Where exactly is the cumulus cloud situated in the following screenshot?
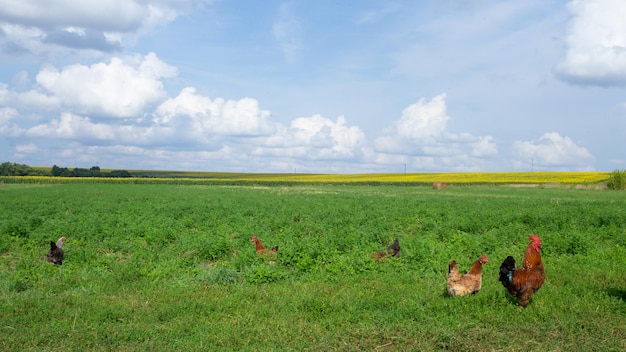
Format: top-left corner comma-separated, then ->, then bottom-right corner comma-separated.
0,0 -> 211,55
23,111 -> 208,149
0,1 -> 143,31
256,115 -> 366,161
556,0 -> 626,86
155,87 -> 274,137
32,52 -> 176,118
0,107 -> 23,136
0,83 -> 13,105
373,94 -> 498,170
394,94 -> 449,140
470,136 -> 498,157
512,132 -> 595,170
374,95 -> 448,155
15,143 -> 37,153
26,112 -> 116,141
0,106 -> 18,122
17,83 -> 276,152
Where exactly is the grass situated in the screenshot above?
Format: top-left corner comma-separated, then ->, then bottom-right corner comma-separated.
0,183 -> 624,351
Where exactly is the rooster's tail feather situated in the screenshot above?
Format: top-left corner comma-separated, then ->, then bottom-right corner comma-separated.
499,256 -> 516,287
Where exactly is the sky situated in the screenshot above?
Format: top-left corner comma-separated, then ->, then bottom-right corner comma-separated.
0,0 -> 625,173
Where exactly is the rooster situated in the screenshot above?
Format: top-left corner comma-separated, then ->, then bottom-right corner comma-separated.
370,238 -> 401,261
47,236 -> 66,265
499,234 -> 546,307
251,236 -> 278,256
447,254 -> 488,297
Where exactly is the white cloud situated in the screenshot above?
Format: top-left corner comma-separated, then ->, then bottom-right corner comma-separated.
23,111 -> 199,149
26,112 -> 116,140
471,136 -> 498,157
256,115 -> 366,160
0,106 -> 18,123
0,23 -> 47,55
371,94 -> 498,171
33,52 -> 175,118
20,84 -> 275,151
0,83 -> 14,105
15,143 -> 37,153
512,132 -> 595,170
17,90 -> 61,111
0,0 -> 212,55
374,94 -> 449,154
0,1 -> 144,31
395,94 -> 449,140
374,94 -> 497,155
556,0 -> 626,85
155,87 -> 274,137
0,107 -> 23,136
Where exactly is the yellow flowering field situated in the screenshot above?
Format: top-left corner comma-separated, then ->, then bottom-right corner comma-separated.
223,171 -> 611,184
1,171 -> 611,185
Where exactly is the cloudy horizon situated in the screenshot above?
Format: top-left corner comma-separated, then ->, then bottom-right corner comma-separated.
1,0 -> 625,173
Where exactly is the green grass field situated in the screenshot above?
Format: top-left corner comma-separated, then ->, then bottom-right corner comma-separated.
0,183 -> 624,351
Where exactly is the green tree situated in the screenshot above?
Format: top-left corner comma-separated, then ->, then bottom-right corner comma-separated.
0,162 -> 12,175
109,170 -> 132,178
51,165 -> 64,176
0,162 -> 42,176
74,168 -> 90,177
89,166 -> 101,177
607,169 -> 626,190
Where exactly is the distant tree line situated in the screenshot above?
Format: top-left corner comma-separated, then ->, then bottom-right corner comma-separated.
0,162 -> 47,176
51,165 -> 132,178
1,162 -> 132,178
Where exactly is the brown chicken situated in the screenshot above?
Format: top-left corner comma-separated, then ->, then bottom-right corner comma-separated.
499,234 -> 546,307
47,236 -> 66,265
447,253 -> 488,297
370,238 -> 401,261
251,236 -> 278,256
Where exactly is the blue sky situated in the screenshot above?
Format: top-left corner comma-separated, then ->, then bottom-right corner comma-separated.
1,0 -> 625,173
